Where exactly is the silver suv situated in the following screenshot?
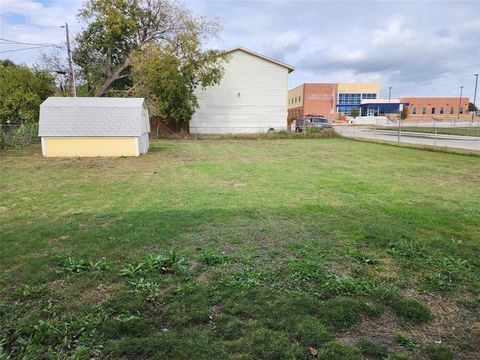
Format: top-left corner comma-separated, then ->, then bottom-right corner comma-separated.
295,116 -> 332,132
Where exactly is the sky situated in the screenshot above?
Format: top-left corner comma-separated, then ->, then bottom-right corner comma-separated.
1,0 -> 479,99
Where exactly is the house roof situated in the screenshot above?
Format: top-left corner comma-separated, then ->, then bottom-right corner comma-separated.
226,47 -> 295,73
39,97 -> 149,137
40,97 -> 145,108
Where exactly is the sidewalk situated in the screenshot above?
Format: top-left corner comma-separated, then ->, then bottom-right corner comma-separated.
335,125 -> 480,151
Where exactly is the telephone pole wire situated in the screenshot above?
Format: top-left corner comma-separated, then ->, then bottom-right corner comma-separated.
61,22 -> 76,97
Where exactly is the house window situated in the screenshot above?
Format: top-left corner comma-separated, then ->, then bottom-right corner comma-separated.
431,107 -> 435,114
440,107 -> 444,114
450,107 -> 454,114
422,107 -> 426,114
412,107 -> 417,114
459,107 -> 464,114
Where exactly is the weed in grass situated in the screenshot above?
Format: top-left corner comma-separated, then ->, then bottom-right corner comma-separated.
391,297 -> 432,323
19,284 -> 48,299
55,255 -> 111,275
317,341 -> 360,360
422,256 -> 470,293
201,249 -> 232,266
288,258 -> 325,284
387,237 -> 424,259
119,251 -> 187,278
125,277 -> 160,300
347,249 -> 380,266
287,258 -> 395,298
55,255 -> 89,274
395,332 -> 420,351
219,268 -> 266,289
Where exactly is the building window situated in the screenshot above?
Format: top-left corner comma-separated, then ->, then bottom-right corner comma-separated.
440,107 -> 444,114
412,107 -> 417,114
431,107 -> 435,114
450,107 -> 454,114
299,96 -> 301,102
422,107 -> 426,114
361,93 -> 377,99
338,93 -> 361,105
459,107 -> 464,114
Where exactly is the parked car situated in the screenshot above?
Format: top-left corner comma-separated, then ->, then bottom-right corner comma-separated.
295,116 -> 332,132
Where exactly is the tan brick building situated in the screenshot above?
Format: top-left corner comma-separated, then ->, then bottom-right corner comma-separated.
288,83 -> 471,123
400,97 -> 470,118
288,82 -> 380,123
287,83 -> 337,122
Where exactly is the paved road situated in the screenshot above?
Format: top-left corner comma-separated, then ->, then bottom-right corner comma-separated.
336,126 -> 480,151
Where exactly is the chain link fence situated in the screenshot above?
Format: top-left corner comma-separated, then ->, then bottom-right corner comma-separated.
0,123 -> 40,149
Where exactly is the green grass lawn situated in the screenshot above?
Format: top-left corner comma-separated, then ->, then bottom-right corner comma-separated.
381,126 -> 480,137
1,139 -> 479,359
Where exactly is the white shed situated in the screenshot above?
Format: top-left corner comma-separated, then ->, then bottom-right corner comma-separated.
39,97 -> 149,157
189,47 -> 295,134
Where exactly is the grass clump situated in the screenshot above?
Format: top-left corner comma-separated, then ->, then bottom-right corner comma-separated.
391,297 -> 432,323
357,339 -> 388,358
317,341 -> 360,360
425,344 -> 453,360
319,298 -> 368,331
293,316 -> 332,347
235,328 -> 299,360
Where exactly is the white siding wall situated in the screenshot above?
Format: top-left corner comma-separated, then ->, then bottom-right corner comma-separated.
190,50 -> 289,134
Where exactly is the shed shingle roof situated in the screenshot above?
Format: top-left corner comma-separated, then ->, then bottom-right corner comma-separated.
39,97 -> 149,137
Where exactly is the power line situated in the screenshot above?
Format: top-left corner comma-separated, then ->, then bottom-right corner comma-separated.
0,38 -> 61,47
0,45 -> 60,54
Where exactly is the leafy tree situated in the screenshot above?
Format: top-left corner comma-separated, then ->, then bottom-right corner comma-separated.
0,60 -> 55,124
130,41 -> 225,123
73,0 -> 223,99
400,106 -> 409,120
468,102 -> 477,112
350,108 -> 359,119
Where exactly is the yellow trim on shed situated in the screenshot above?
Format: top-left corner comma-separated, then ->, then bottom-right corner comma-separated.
42,137 -> 138,157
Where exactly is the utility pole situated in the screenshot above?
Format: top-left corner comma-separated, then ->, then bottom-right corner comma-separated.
61,22 -> 76,97
457,85 -> 463,120
472,74 -> 478,123
388,87 -> 392,103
